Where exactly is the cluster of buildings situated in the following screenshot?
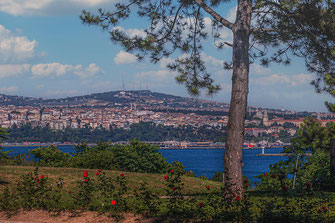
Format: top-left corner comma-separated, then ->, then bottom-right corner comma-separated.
1,101 -> 334,141
244,110 -> 335,138
0,106 -> 226,130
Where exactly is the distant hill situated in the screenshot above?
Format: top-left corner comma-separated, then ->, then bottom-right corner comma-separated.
0,90 -> 317,117
0,90 -> 225,109
0,94 -> 43,106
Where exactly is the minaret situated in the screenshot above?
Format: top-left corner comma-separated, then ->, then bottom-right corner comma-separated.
263,111 -> 268,126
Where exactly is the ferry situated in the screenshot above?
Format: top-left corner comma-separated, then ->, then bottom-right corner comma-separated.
243,143 -> 256,149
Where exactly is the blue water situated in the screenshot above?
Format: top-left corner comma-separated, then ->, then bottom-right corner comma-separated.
3,146 -> 286,183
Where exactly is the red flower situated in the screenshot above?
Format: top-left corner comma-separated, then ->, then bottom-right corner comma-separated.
172,187 -> 176,191
281,185 -> 287,191
68,191 -> 71,194
120,173 -> 124,177
84,179 -> 88,182
206,185 -> 210,190
98,169 -> 102,172
271,174 -> 275,178
28,172 -> 32,175
198,203 -> 204,208
37,180 -> 41,184
164,175 -> 169,180
84,170 -> 88,174
40,175 -> 45,179
322,206 -> 327,211
243,180 -> 248,184
306,182 -> 312,187
170,170 -> 174,174
84,173 -> 88,178
236,196 -> 241,201
245,184 -> 249,188
36,177 -> 39,180
264,172 -> 268,176
96,172 -> 100,176
111,200 -> 116,205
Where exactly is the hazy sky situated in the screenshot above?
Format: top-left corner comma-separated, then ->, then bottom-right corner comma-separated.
0,0 -> 333,112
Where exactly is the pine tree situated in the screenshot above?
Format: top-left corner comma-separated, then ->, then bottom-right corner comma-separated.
80,0 -> 335,196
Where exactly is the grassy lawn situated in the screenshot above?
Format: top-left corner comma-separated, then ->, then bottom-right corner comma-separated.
0,165 -> 222,195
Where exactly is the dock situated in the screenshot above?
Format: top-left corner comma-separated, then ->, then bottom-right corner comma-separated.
257,153 -> 312,157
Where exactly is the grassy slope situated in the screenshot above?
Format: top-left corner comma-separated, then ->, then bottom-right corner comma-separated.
0,166 -> 222,195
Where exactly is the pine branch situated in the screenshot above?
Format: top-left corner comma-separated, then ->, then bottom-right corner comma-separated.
194,0 -> 234,30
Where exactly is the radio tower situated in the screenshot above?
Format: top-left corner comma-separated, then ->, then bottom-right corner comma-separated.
122,73 -> 125,91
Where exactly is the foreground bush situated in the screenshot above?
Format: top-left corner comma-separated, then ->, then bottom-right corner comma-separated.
0,167 -> 333,222
28,139 -> 171,173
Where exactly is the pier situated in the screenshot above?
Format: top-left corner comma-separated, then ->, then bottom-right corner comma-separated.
257,147 -> 312,157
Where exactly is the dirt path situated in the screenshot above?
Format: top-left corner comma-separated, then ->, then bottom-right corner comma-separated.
0,211 -> 154,223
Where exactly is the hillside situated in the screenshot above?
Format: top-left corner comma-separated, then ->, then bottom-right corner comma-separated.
0,90 -> 229,110
0,90 -> 319,118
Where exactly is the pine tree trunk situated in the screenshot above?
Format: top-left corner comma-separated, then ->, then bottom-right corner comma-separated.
224,0 -> 252,197
331,138 -> 335,176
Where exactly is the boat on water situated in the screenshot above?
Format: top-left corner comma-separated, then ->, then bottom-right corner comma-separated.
243,143 -> 256,149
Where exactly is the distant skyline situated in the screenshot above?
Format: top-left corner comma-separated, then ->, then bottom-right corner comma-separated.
0,1 -> 333,112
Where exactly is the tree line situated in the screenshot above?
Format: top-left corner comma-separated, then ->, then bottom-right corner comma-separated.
6,122 -> 225,143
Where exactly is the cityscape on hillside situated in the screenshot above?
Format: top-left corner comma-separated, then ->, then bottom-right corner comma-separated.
1,90 -> 334,147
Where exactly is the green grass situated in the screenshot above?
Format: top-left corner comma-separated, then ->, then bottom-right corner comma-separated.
0,165 -> 222,195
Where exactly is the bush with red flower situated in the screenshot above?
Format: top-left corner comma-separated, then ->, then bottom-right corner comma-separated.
72,170 -> 94,210
11,167 -> 52,210
133,182 -> 161,217
163,166 -> 187,220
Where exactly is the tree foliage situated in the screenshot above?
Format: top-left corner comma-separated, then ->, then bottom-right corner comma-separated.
7,122 -> 225,143
324,73 -> 335,113
288,117 -> 335,154
252,0 -> 335,112
0,127 -> 9,162
0,127 -> 7,141
257,118 -> 335,191
29,146 -> 72,167
80,0 -> 335,195
29,139 -> 171,173
80,0 -> 335,94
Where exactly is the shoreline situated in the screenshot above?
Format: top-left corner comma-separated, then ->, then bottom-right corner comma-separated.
1,143 -> 283,150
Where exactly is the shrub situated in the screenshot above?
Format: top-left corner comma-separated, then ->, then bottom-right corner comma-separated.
0,186 -> 17,217
14,168 -> 52,210
195,184 -> 252,222
256,194 -> 331,222
255,161 -> 291,192
28,140 -> 172,174
171,161 -> 186,175
72,170 -> 95,211
163,168 -> 192,221
29,146 -> 71,167
69,149 -> 117,170
111,139 -> 171,173
133,182 -> 161,217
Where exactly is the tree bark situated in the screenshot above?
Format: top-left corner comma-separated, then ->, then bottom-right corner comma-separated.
224,0 -> 252,197
331,138 -> 335,176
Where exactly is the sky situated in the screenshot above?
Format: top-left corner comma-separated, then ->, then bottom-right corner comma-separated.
0,0 -> 333,113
